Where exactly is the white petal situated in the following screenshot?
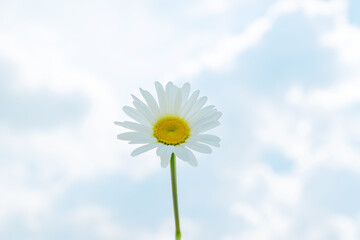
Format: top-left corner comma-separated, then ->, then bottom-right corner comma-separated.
156,144 -> 167,156
185,141 -> 212,154
192,121 -> 220,134
129,137 -> 157,144
117,132 -> 149,141
114,121 -> 152,134
192,111 -> 222,127
155,81 -> 167,115
123,106 -> 150,126
160,155 -> 170,168
174,146 -> 198,167
173,87 -> 183,115
185,96 -> 208,119
189,105 -> 216,120
191,134 -> 221,147
132,95 -> 156,124
180,90 -> 200,117
131,143 -> 160,156
181,83 -> 191,106
188,105 -> 215,123
207,111 -> 222,122
159,145 -> 174,168
165,82 -> 176,114
139,88 -> 161,118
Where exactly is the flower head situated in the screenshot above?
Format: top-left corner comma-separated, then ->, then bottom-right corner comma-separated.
115,82 -> 221,167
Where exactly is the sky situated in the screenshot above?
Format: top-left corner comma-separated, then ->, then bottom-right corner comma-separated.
0,0 -> 360,239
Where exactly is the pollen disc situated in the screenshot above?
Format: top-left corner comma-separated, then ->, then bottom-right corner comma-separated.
153,116 -> 190,145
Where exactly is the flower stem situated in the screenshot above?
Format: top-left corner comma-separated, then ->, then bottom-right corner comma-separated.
170,153 -> 181,240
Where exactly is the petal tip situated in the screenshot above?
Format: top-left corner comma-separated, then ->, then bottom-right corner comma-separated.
191,162 -> 198,167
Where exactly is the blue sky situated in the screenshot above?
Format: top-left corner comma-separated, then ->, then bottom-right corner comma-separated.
1,0 -> 360,239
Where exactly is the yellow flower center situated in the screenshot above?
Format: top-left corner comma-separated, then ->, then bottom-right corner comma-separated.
153,116 -> 190,145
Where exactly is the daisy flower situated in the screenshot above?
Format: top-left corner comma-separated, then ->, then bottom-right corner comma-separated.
115,81 -> 221,240
115,81 -> 222,167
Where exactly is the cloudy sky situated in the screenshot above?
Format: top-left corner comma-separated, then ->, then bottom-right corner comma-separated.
1,0 -> 360,239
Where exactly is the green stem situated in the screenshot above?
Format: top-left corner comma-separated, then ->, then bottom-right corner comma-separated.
170,153 -> 181,240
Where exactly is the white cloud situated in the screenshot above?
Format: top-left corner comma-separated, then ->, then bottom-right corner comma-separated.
304,215 -> 359,240
223,1 -> 360,238
192,0 -> 237,14
177,0 -> 302,78
321,15 -> 360,67
71,205 -> 125,239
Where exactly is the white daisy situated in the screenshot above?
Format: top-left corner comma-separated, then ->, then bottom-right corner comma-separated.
115,81 -> 221,167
